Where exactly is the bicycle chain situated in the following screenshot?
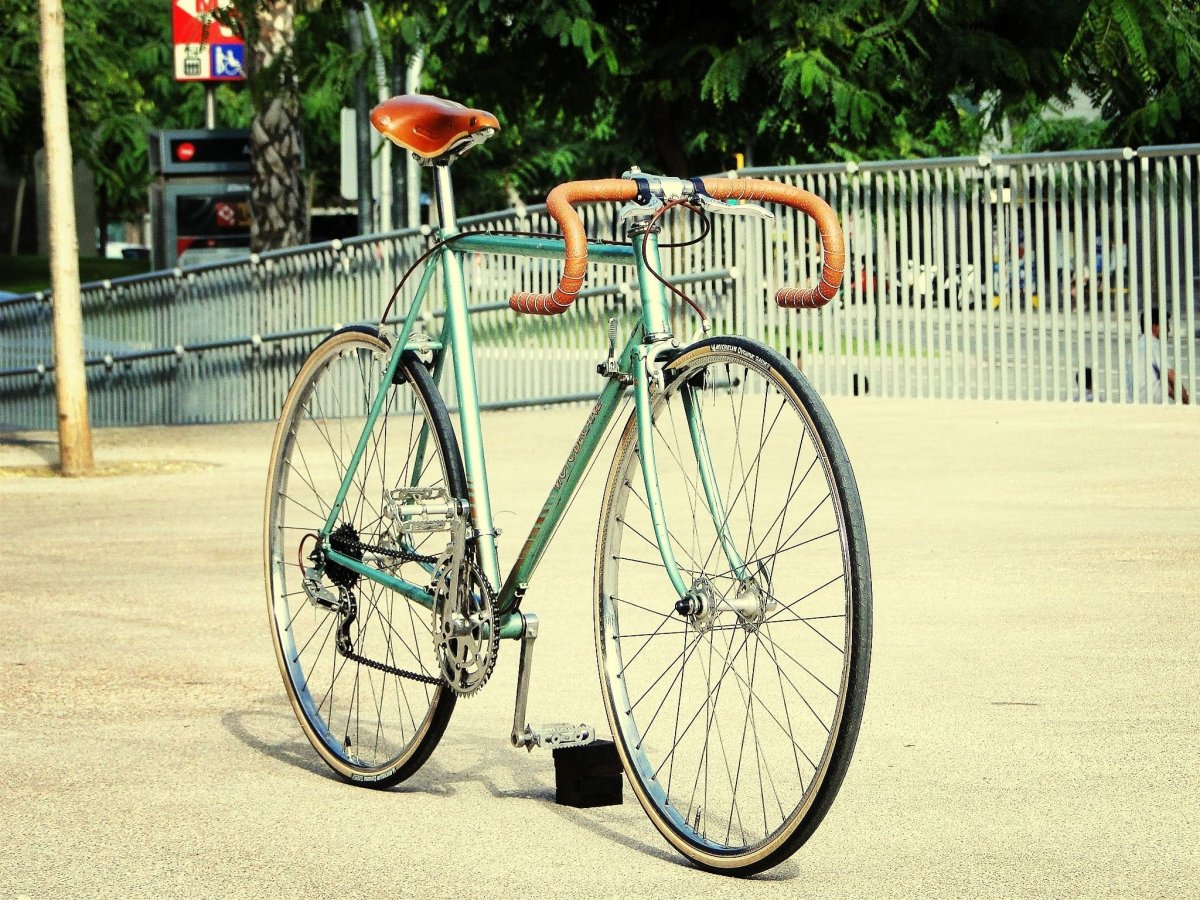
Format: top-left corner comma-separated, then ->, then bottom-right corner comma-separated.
339,642 -> 444,685
331,536 -> 444,686
342,537 -> 440,566
328,537 -> 498,692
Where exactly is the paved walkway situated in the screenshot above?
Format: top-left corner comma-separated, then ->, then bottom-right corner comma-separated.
1,399 -> 1197,897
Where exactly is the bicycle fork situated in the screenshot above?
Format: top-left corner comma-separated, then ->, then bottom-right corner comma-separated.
633,337 -> 774,626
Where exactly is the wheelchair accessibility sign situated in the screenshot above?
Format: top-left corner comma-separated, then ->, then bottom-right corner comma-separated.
211,44 -> 244,79
172,0 -> 246,82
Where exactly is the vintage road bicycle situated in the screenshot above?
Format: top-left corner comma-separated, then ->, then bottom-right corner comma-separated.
265,95 -> 872,875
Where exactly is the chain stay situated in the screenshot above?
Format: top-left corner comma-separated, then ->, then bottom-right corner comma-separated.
324,537 -> 444,686
342,536 -> 440,566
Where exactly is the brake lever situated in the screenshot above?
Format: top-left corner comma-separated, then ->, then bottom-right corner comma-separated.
617,195 -> 775,223
692,194 -> 774,220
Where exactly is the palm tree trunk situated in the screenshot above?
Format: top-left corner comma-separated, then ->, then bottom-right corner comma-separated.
250,0 -> 307,251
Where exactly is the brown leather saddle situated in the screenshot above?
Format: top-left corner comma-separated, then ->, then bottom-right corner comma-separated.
370,95 -> 500,160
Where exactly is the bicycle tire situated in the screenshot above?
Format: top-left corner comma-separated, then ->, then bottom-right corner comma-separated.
594,335 -> 871,874
264,325 -> 464,786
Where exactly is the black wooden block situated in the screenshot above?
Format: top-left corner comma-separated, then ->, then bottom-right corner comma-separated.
553,740 -> 623,807
555,783 -> 623,808
552,739 -> 623,777
556,772 -> 623,794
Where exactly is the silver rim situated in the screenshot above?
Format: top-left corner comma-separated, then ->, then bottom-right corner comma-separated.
265,334 -> 451,779
596,346 -> 854,861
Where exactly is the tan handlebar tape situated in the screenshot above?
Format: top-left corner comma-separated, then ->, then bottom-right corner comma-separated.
508,177 -> 844,315
508,179 -> 638,315
700,179 -> 845,308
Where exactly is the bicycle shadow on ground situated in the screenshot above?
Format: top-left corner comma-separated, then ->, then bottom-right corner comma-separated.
224,705 -> 576,803
223,704 -> 799,878
222,704 -> 537,800
221,705 -> 340,781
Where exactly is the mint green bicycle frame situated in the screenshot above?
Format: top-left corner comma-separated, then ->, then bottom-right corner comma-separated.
317,168 -> 743,640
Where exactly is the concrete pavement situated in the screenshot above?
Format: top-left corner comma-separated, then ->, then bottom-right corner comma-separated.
1,398 -> 1197,897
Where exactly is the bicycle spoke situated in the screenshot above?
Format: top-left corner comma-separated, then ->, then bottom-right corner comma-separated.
268,332 -> 458,784
598,341 -> 868,864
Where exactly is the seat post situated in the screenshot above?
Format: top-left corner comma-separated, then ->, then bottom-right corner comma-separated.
432,164 -> 458,233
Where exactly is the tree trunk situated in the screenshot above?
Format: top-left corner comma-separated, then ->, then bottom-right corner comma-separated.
9,173 -> 26,256
249,1 -> 307,251
38,0 -> 93,475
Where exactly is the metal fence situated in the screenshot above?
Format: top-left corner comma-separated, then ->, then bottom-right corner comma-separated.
2,144 -> 1197,430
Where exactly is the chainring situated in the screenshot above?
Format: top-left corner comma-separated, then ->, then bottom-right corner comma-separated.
432,554 -> 499,697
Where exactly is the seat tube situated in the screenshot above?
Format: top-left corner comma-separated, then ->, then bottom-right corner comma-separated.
434,165 -> 502,590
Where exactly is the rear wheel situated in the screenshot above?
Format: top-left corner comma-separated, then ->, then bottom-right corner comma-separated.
594,336 -> 871,874
264,326 -> 463,786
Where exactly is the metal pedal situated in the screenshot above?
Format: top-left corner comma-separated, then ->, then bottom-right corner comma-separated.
509,613 -> 596,751
385,486 -> 462,534
518,722 -> 595,750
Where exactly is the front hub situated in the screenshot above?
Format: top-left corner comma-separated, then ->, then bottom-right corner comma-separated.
674,575 -> 777,632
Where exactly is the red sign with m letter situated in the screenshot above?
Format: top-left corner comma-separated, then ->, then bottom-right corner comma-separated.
172,0 -> 245,82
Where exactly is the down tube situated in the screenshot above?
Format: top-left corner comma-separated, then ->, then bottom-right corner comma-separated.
495,339 -> 638,613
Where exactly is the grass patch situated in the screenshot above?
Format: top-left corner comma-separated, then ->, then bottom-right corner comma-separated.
0,255 -> 152,296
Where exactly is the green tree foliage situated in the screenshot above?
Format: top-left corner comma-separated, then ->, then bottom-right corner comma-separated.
0,0 -> 248,227
5,0 -> 1197,236
394,0 -> 1094,208
1069,0 -> 1200,144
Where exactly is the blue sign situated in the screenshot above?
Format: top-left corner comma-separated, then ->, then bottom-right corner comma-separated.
210,44 -> 245,80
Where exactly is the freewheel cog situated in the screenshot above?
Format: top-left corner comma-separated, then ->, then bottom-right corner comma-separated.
326,522 -> 364,588
433,556 -> 499,696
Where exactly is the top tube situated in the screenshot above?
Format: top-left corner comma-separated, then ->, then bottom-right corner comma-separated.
448,233 -> 637,266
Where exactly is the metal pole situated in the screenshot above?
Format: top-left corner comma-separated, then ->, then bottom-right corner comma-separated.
390,33 -> 406,227
361,3 -> 391,233
347,7 -> 372,235
37,0 -> 93,474
405,47 -> 423,228
204,83 -> 216,129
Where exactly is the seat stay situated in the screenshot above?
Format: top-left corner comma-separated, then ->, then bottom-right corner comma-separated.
318,251 -> 441,538
405,315 -> 453,496
319,327 -> 411,538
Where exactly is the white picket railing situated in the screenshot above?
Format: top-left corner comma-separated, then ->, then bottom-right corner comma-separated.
1,144 -> 1196,429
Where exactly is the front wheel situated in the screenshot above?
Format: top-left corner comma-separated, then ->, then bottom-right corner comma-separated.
594,336 -> 872,874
